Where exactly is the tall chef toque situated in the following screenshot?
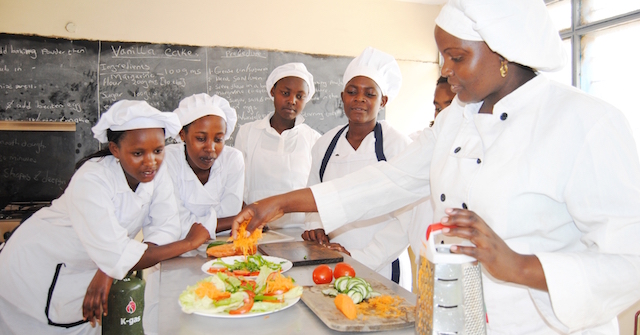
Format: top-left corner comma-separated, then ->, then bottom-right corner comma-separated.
435,0 -> 567,72
266,62 -> 316,103
173,93 -> 238,140
92,100 -> 181,143
343,47 -> 403,102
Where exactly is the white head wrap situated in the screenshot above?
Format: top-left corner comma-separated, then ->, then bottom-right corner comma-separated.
343,47 -> 402,102
173,93 -> 237,140
435,0 -> 566,72
92,100 -> 181,143
266,63 -> 315,103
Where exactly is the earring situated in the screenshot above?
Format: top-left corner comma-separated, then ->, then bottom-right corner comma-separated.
500,60 -> 508,78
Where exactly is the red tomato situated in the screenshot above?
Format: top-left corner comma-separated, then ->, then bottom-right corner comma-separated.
312,264 -> 333,284
229,294 -> 254,315
333,262 -> 355,279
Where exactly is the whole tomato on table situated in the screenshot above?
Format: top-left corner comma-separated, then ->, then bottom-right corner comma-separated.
333,262 -> 355,279
312,264 -> 333,284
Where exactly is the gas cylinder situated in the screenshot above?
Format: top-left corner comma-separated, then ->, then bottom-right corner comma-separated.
102,270 -> 145,335
416,223 -> 487,335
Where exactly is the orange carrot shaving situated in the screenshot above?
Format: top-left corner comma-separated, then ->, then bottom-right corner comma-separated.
357,295 -> 409,318
233,220 -> 262,256
194,281 -> 231,301
265,271 -> 295,294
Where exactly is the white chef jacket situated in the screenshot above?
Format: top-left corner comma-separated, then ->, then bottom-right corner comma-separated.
0,155 -> 181,334
310,75 -> 640,334
163,143 -> 244,239
305,121 -> 419,288
235,112 -> 321,228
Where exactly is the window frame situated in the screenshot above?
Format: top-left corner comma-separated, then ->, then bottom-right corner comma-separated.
545,0 -> 640,88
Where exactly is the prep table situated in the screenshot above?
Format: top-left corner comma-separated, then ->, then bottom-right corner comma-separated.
158,228 -> 417,335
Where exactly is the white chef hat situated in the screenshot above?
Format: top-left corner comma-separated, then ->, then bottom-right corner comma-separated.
92,100 -> 181,143
343,47 -> 403,102
266,63 -> 315,103
435,0 -> 566,72
173,93 -> 237,140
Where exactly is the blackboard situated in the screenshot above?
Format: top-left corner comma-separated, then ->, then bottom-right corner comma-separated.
0,33 -> 379,162
0,121 -> 76,209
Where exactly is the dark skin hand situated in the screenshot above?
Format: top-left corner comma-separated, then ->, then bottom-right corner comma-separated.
302,228 -> 330,245
441,207 -> 547,291
82,222 -> 210,325
83,269 -> 112,327
232,189 -> 317,239
302,229 -> 351,256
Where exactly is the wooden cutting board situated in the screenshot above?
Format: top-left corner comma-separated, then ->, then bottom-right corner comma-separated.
257,241 -> 343,266
301,278 -> 415,332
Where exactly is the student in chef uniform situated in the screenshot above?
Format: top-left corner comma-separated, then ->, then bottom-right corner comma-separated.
0,100 -> 210,335
302,47 -> 415,290
233,0 -> 640,333
234,63 -> 321,229
142,94 -> 244,334
167,93 -> 244,237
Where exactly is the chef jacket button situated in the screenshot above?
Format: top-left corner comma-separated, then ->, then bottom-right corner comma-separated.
477,158 -> 482,164
462,203 -> 468,209
440,194 -> 446,202
454,147 -> 461,153
500,113 -> 508,121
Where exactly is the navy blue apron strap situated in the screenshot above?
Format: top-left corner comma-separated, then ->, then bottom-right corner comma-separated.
391,259 -> 401,284
373,122 -> 386,162
319,124 -> 349,182
45,263 -> 89,328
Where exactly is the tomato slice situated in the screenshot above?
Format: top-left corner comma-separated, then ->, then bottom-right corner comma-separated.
229,295 -> 254,315
233,269 -> 251,276
207,267 -> 228,274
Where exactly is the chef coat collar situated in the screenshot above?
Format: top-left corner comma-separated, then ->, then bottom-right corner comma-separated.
255,111 -> 307,130
462,75 -> 548,121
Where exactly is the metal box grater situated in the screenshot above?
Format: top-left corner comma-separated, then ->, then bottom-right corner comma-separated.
416,223 -> 487,335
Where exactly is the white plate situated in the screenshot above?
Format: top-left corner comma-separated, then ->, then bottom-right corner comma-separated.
201,256 -> 293,278
181,296 -> 300,318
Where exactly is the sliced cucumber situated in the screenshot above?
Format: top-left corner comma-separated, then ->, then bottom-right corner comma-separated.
321,288 -> 339,297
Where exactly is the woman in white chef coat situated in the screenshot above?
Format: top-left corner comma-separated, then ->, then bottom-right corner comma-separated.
142,94 -> 245,334
0,100 -> 210,335
233,0 -> 640,333
166,93 -> 244,237
302,47 -> 416,289
234,62 -> 321,229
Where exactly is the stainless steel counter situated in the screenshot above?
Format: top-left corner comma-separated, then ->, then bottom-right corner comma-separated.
158,228 -> 417,335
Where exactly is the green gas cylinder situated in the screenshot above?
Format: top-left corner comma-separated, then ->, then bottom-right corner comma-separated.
102,270 -> 145,335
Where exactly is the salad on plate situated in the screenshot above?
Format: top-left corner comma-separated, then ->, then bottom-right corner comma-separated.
179,266 -> 302,317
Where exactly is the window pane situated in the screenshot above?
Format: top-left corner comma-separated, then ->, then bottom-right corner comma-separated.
547,0 -> 572,31
540,38 -> 572,86
580,20 -> 640,156
580,0 -> 640,25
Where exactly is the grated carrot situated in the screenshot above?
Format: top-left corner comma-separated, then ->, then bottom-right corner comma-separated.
265,271 -> 295,294
194,281 -> 231,301
233,220 -> 262,256
357,295 -> 409,318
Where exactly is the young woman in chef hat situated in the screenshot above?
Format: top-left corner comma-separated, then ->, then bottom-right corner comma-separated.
167,93 -> 244,239
234,0 -> 640,333
0,100 -> 210,334
234,62 -> 321,229
302,47 -> 425,290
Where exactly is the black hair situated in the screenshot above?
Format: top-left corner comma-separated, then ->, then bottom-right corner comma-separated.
436,76 -> 449,85
75,129 -> 126,170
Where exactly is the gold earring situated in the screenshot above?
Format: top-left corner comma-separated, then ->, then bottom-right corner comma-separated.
500,60 -> 508,78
